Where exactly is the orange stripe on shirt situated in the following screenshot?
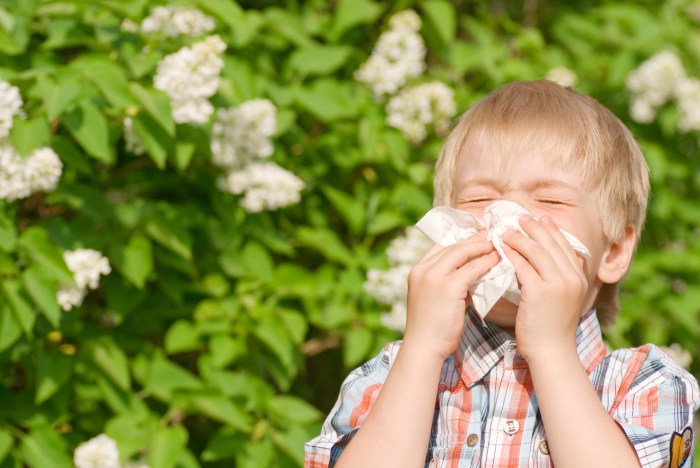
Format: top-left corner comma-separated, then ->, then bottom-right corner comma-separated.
349,383 -> 382,429
609,344 -> 652,415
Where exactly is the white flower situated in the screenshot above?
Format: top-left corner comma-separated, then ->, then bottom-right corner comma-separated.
626,51 -> 685,123
123,117 -> 146,155
154,35 -> 226,124
355,10 -> 426,96
57,249 -> 111,311
57,285 -> 86,312
218,162 -> 304,212
120,19 -> 139,33
674,77 -> 700,132
386,81 -> 456,143
660,343 -> 692,370
73,434 -> 120,468
0,80 -> 23,138
140,5 -> 215,38
545,66 -> 577,88
364,226 -> 432,332
0,141 -> 62,201
211,99 -> 277,169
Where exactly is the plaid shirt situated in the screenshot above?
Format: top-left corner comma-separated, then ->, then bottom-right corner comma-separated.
305,308 -> 700,467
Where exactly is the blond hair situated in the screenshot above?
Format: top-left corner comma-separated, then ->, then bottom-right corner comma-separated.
433,80 -> 650,327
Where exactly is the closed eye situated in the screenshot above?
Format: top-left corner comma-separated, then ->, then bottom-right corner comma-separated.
537,199 -> 568,205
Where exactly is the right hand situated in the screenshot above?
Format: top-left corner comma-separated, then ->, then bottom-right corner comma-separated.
404,231 -> 500,361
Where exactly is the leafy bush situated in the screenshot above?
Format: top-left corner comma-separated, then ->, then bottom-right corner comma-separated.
0,0 -> 697,466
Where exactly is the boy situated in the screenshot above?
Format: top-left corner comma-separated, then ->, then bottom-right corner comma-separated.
305,80 -> 700,467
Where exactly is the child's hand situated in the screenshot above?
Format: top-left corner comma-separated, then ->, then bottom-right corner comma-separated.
501,216 -> 589,361
404,231 -> 500,361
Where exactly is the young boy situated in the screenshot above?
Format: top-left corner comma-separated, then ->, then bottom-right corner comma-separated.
304,80 -> 700,467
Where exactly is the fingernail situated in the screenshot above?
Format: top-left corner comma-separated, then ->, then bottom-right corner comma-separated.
540,215 -> 553,224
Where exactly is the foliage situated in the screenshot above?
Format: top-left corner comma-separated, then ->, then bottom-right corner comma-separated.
0,0 -> 698,466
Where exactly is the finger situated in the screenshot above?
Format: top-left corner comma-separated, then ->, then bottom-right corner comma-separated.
501,228 -> 560,280
419,242 -> 447,264
501,243 -> 539,285
424,240 -> 496,273
538,215 -> 581,273
454,250 -> 500,284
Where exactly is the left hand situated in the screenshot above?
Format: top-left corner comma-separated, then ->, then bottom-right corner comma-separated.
501,215 -> 589,361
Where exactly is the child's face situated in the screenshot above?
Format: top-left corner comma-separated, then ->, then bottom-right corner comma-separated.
451,139 -> 610,329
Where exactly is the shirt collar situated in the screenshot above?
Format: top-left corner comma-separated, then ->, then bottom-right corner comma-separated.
453,307 -> 607,388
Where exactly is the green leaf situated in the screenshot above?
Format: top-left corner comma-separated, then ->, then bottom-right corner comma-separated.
190,394 -> 253,432
20,424 -> 71,468
81,59 -> 135,110
9,116 -> 51,156
279,309 -> 307,345
88,338 -> 131,391
145,354 -> 204,402
129,83 -> 175,136
366,210 -> 406,236
132,112 -> 172,169
35,349 -> 73,404
2,280 -> 35,338
148,425 -> 188,468
0,429 -> 13,463
0,203 -> 17,251
288,44 -> 352,76
329,0 -> 383,40
294,79 -> 359,121
145,211 -> 192,261
61,100 -> 113,163
322,185 -> 366,234
220,241 -> 273,281
295,227 -> 355,265
45,79 -> 82,119
267,395 -> 322,424
17,226 -> 73,284
420,0 -> 457,46
0,293 -> 22,352
263,8 -> 313,47
343,327 -> 373,367
164,320 -> 200,354
111,234 -> 153,290
22,266 -> 60,327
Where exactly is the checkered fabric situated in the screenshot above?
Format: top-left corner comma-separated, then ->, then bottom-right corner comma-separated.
305,308 -> 700,467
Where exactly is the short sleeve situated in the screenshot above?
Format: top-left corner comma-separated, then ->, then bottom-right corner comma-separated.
599,345 -> 700,468
304,341 -> 401,468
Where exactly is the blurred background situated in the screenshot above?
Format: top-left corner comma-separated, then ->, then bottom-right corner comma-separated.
0,0 -> 698,466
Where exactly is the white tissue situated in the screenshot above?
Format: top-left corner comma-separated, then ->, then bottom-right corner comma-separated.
415,200 -> 591,322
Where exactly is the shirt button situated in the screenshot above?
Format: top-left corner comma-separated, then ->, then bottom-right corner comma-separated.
539,440 -> 550,455
503,419 -> 520,435
467,434 -> 479,447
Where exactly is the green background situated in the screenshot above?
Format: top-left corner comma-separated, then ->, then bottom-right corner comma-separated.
0,0 -> 698,466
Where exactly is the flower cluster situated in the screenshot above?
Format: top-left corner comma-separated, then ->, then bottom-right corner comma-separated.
364,227 -> 432,331
122,117 -> 146,156
0,80 -> 23,138
211,99 -> 304,212
626,51 -> 685,123
73,434 -> 120,468
386,81 -> 456,143
57,249 -> 112,311
140,5 -> 215,37
0,142 -> 62,201
153,35 -> 226,124
217,162 -> 305,213
210,99 -> 277,169
627,50 -> 700,136
355,10 -> 426,97
545,66 -> 577,88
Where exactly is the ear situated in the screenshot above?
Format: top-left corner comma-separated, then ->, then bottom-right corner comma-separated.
597,224 -> 637,284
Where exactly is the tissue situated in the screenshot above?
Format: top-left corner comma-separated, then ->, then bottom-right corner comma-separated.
415,200 -> 591,322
